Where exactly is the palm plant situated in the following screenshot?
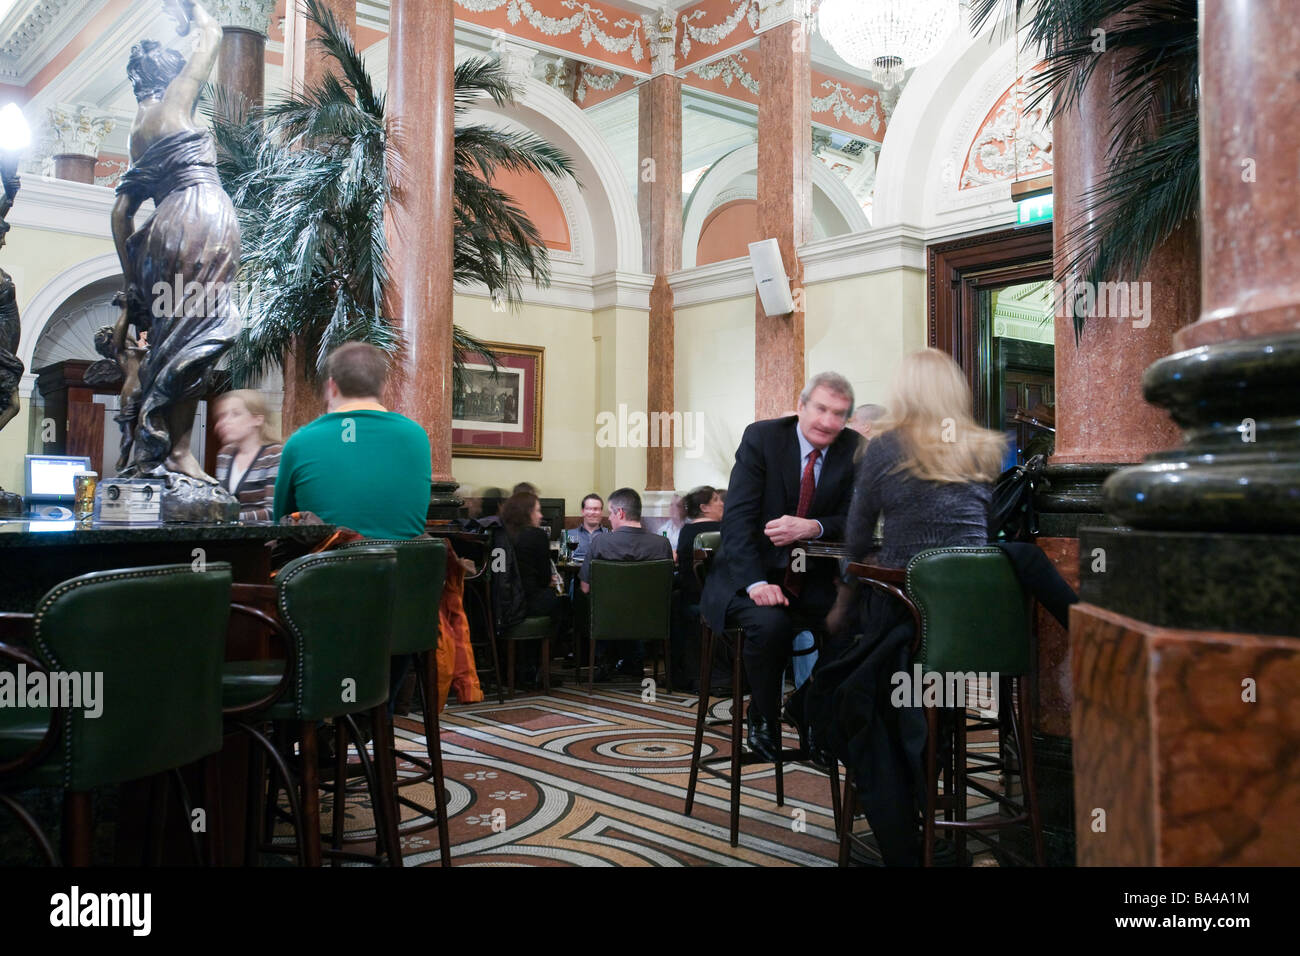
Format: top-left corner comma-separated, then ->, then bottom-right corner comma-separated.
970,0 -> 1198,338
210,0 -> 577,387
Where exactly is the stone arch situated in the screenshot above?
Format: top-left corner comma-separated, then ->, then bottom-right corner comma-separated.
17,252 -> 122,395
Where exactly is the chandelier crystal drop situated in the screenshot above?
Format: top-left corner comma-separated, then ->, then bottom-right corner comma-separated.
818,0 -> 961,90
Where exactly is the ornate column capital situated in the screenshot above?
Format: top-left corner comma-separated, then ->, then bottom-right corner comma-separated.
490,32 -> 539,82
45,104 -> 114,160
541,56 -> 576,97
642,8 -> 677,76
757,0 -> 811,32
209,0 -> 275,36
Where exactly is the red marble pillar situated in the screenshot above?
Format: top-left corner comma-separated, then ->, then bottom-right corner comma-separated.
753,12 -> 811,420
281,0 -> 356,433
639,70 -> 682,492
52,155 -> 95,184
384,0 -> 455,486
217,28 -> 267,119
1175,0 -> 1300,350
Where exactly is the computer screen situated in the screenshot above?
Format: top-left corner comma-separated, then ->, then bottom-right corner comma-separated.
25,455 -> 91,504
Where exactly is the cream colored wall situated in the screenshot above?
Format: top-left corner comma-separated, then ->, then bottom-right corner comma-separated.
0,227 -> 117,493
806,268 -> 928,410
452,293 -> 606,515
592,304 -> 648,497
673,294 -> 755,491
671,268 -> 926,493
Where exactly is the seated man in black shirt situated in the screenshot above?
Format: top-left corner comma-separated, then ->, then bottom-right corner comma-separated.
580,487 -> 672,677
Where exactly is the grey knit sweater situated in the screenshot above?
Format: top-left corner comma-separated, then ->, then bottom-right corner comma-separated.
846,430 -> 991,568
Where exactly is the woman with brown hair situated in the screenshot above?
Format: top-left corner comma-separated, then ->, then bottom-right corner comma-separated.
213,389 -> 281,522
499,490 -> 569,687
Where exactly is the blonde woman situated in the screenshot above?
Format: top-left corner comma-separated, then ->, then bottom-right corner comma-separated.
213,389 -> 281,522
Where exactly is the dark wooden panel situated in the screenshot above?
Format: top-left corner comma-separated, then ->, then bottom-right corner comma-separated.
67,400 -> 104,473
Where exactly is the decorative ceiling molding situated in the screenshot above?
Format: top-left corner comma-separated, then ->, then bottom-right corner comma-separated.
959,66 -> 1053,190
642,7 -> 677,75
810,79 -> 880,135
0,0 -> 112,87
678,0 -> 758,64
690,52 -> 758,95
455,0 -> 646,69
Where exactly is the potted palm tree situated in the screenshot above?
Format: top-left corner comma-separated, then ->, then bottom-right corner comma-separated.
971,0 -> 1198,338
211,0 -> 577,420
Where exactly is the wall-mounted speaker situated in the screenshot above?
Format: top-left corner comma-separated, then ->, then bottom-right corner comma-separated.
747,238 -> 796,316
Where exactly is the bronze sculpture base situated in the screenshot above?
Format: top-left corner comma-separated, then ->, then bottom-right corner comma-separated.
156,472 -> 240,524
0,488 -> 21,517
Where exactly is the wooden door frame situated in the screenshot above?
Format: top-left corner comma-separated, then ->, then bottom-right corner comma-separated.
926,223 -> 1053,424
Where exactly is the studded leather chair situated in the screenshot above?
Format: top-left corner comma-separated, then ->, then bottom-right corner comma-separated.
586,558 -> 675,695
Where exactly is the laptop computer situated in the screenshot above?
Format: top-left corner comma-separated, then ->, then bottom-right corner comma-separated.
25,454 -> 91,519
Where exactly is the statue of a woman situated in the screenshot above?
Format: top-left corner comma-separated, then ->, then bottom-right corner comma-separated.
112,0 -> 240,507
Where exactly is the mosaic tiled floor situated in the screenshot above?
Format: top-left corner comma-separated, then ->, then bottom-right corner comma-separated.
323,681 -> 1009,867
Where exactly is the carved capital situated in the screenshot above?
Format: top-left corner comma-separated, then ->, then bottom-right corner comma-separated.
541,56 -> 576,97
642,8 -> 677,75
209,0 -> 275,36
491,32 -> 539,82
45,104 -> 114,160
757,0 -> 811,32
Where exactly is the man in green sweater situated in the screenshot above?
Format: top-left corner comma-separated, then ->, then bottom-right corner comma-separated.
273,342 -> 431,538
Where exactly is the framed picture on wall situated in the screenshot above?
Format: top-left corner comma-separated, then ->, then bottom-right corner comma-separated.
452,341 -> 544,460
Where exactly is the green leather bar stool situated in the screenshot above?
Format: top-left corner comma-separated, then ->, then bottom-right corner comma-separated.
338,537 -> 451,866
587,559 -> 675,696
0,563 -> 232,865
501,614 -> 554,698
224,547 -> 403,868
839,547 -> 1045,866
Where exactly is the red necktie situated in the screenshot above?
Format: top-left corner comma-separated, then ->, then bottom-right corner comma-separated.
784,448 -> 819,596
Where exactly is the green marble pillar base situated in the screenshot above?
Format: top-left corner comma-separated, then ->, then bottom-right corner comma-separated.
1105,331 -> 1300,531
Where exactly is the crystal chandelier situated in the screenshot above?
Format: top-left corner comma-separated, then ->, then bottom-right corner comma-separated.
818,0 -> 962,90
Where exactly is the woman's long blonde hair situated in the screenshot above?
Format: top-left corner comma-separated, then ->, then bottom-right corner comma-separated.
215,389 -> 281,444
876,349 -> 1006,483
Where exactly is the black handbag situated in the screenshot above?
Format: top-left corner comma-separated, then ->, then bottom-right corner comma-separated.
988,453 -> 1049,542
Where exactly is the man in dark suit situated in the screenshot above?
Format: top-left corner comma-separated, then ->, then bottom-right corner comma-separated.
700,372 -> 858,760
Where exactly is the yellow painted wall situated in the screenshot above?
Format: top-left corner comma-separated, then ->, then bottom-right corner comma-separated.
0,228 -> 117,493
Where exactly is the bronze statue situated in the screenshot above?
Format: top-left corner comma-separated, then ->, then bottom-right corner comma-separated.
111,0 -> 240,520
0,157 -> 22,514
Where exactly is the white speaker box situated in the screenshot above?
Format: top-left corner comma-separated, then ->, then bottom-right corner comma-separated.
748,238 -> 796,316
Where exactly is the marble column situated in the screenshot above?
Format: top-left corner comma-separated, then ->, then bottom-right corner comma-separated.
1072,0 -> 1300,866
1030,30 -> 1200,866
45,105 -> 113,185
753,0 -> 811,420
212,0 -> 274,120
639,9 -> 681,493
384,0 -> 457,502
280,0 -> 355,433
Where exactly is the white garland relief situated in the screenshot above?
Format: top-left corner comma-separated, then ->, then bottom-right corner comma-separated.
691,54 -> 759,95
455,0 -> 645,63
576,67 -> 623,103
810,81 -> 882,134
679,0 -> 760,59
960,75 -> 1053,189
95,158 -> 130,190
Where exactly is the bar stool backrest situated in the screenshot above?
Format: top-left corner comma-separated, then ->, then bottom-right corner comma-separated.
905,547 -> 1033,676
589,559 -> 675,644
340,538 -> 447,655
275,548 -> 397,720
31,563 -> 233,791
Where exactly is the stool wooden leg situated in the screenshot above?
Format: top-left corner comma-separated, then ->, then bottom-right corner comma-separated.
201,752 -> 225,867
145,772 -> 168,865
541,637 -> 551,693
243,732 -> 265,866
922,707 -> 939,867
588,631 -> 597,696
0,794 -> 57,864
298,720 -> 323,867
954,707 -> 968,863
684,624 -> 713,816
62,790 -> 93,867
729,631 -> 743,848
828,759 -> 841,833
507,642 -> 516,700
370,705 -> 404,867
330,720 -> 347,864
418,650 -> 452,867
663,636 -> 672,695
1015,676 -> 1046,865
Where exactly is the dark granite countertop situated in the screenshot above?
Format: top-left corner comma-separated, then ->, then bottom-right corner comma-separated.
0,520 -> 336,547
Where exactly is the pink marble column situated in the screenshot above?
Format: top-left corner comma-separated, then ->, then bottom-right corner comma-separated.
1175,0 -> 1300,350
1051,51 -> 1197,465
384,0 -> 455,485
753,12 -> 811,420
638,48 -> 682,492
217,27 -> 267,118
52,155 -> 95,184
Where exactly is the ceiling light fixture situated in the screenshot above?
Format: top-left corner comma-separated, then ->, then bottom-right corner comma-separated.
817,0 -> 961,90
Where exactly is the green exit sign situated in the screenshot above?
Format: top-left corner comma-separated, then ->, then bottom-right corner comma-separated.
1017,193 -> 1053,225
